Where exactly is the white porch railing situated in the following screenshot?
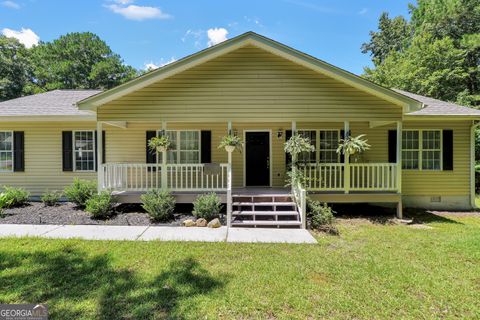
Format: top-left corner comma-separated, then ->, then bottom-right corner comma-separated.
101,163 -> 229,192
302,163 -> 398,192
292,182 -> 307,229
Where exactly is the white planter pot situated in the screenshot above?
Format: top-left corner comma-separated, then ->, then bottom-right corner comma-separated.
225,145 -> 235,153
157,146 -> 168,153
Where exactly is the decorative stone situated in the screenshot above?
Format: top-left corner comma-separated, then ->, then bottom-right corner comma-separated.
183,219 -> 195,227
207,218 -> 221,228
196,218 -> 207,227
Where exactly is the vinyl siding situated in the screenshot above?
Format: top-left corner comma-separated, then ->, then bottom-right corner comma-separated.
98,45 -> 403,122
0,121 -> 96,195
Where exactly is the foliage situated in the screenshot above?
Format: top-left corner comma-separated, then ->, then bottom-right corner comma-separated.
336,134 -> 371,158
218,135 -> 243,152
85,191 -> 116,219
63,178 -> 97,208
362,0 -> 480,106
284,133 -> 315,160
148,135 -> 172,153
307,199 -> 335,229
0,36 -> 33,101
192,193 -> 223,220
29,32 -> 137,92
0,186 -> 30,208
285,168 -> 309,188
141,189 -> 175,222
41,190 -> 62,206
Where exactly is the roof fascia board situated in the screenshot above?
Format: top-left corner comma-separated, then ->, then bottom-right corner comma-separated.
0,115 -> 95,122
404,115 -> 480,121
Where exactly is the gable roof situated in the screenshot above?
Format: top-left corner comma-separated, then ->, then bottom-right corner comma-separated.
77,32 -> 422,112
0,90 -> 100,120
395,89 -> 480,118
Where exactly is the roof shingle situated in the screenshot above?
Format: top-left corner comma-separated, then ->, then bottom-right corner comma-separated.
0,90 -> 101,117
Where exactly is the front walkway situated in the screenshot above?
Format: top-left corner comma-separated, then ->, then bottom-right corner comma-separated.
0,224 -> 317,244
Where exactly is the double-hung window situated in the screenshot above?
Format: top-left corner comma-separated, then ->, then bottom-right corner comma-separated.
0,131 -> 13,172
158,130 -> 201,164
296,129 -> 340,164
74,131 -> 95,171
402,130 -> 441,170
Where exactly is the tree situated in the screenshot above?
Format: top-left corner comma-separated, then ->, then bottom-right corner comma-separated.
0,36 -> 32,101
361,12 -> 411,65
362,0 -> 480,106
30,32 -> 137,92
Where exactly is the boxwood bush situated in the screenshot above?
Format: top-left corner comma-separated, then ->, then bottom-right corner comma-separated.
41,190 -> 62,206
0,186 -> 30,208
85,191 -> 115,219
141,189 -> 175,222
63,178 -> 97,208
192,193 -> 222,220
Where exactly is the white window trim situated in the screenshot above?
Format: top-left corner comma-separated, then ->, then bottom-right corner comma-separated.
156,130 -> 202,164
297,129 -> 341,163
73,130 -> 96,172
0,130 -> 14,173
402,129 -> 443,171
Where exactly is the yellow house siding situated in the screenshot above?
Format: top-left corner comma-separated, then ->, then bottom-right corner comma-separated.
98,46 -> 403,122
0,121 -> 96,195
401,121 -> 470,196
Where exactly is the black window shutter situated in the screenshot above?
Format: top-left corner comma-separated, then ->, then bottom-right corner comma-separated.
146,131 -> 157,164
13,131 -> 24,172
62,131 -> 73,172
102,130 -> 106,164
388,130 -> 397,163
201,131 -> 212,163
442,130 -> 453,170
340,129 -> 345,163
94,131 -> 98,171
285,130 -> 292,166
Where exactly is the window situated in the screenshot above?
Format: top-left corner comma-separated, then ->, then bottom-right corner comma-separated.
0,131 -> 13,172
296,129 -> 340,164
74,131 -> 95,171
158,130 -> 200,164
402,130 -> 441,170
319,130 -> 340,163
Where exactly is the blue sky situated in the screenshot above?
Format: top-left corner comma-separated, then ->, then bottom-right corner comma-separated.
1,0 -> 411,75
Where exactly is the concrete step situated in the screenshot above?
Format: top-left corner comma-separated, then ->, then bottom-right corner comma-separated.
232,210 -> 298,216
231,220 -> 302,227
232,202 -> 296,206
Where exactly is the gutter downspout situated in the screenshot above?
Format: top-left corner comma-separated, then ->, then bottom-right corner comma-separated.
470,121 -> 480,209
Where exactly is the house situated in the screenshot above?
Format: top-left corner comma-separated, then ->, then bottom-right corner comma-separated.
1,32 -> 479,228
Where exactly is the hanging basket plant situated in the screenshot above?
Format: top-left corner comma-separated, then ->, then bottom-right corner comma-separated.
336,134 -> 371,161
148,135 -> 172,153
218,135 -> 243,153
284,133 -> 315,187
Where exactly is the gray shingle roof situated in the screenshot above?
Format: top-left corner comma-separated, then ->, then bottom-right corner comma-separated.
394,89 -> 480,117
0,90 -> 102,117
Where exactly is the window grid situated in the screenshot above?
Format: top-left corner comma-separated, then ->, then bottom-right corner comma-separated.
0,131 -> 13,172
158,130 -> 201,164
402,130 -> 442,170
297,130 -> 316,163
73,131 -> 95,172
297,129 -> 340,164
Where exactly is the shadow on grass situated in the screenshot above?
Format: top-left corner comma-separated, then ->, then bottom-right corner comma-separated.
0,245 -> 226,319
405,209 -> 463,225
332,203 -> 397,225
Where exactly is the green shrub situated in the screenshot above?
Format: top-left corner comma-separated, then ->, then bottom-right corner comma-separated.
63,178 -> 97,208
0,186 -> 30,208
192,193 -> 222,220
308,200 -> 335,229
141,189 -> 175,222
41,190 -> 62,206
85,191 -> 115,219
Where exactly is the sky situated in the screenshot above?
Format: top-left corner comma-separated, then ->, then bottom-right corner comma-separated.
0,0 -> 412,75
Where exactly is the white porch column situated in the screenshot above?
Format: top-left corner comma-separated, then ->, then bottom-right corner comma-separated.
161,121 -> 167,190
227,121 -> 233,227
344,121 -> 350,194
396,121 -> 403,218
97,121 -> 103,193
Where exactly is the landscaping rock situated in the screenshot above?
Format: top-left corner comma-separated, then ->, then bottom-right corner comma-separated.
182,219 -> 196,227
196,218 -> 207,227
207,218 -> 221,228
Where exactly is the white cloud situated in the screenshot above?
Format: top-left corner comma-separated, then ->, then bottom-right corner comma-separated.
144,57 -> 176,70
207,28 -> 228,47
106,4 -> 171,21
2,0 -> 20,9
112,0 -> 134,4
1,28 -> 39,48
358,8 -> 368,15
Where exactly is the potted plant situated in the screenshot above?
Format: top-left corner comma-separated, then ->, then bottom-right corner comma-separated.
336,134 -> 370,162
284,133 -> 315,187
218,134 -> 243,153
148,135 -> 171,153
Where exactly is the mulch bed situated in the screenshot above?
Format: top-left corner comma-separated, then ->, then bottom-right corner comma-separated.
0,202 -> 201,226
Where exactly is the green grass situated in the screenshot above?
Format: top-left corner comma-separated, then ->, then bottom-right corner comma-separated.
1,213 -> 479,319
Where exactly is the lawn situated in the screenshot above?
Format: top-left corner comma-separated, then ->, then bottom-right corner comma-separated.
0,212 -> 479,319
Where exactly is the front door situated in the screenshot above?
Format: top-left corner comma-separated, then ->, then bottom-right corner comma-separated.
245,131 -> 270,186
